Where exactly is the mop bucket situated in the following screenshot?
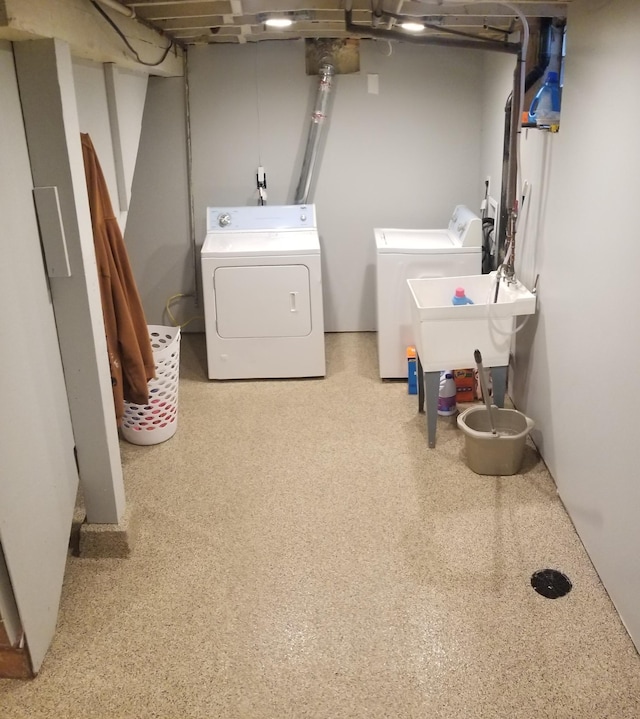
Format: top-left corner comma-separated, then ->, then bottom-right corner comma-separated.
121,325 -> 181,446
457,405 -> 534,476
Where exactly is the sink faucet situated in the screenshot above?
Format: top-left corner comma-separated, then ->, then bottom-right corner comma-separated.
493,209 -> 518,302
501,209 -> 518,284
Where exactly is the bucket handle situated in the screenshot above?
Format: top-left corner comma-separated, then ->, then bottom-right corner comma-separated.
457,406 -> 534,438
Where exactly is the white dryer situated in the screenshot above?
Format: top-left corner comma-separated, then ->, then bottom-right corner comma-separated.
375,205 -> 482,379
201,204 -> 325,380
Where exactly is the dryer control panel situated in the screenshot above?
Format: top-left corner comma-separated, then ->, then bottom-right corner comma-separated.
206,204 -> 316,232
447,205 -> 481,247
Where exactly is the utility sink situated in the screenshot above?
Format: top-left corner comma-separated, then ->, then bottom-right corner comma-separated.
407,272 -> 536,372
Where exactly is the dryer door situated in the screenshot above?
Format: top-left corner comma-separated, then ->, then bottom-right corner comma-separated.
214,265 -> 312,338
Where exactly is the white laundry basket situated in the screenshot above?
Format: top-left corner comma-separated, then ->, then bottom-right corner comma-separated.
121,325 -> 181,445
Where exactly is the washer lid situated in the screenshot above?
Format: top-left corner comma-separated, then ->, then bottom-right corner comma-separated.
202,229 -> 320,257
375,228 -> 479,254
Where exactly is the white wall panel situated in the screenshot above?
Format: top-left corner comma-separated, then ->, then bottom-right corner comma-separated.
72,58 -> 147,230
480,0 -> 640,648
124,76 -> 192,328
0,39 -> 79,672
72,58 -> 120,216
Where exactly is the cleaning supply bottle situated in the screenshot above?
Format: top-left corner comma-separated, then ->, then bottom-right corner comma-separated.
528,71 -> 561,130
452,288 -> 474,306
406,346 -> 417,395
438,372 -> 457,416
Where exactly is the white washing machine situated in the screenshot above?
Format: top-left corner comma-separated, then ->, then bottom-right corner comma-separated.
201,204 -> 325,380
375,205 -> 482,379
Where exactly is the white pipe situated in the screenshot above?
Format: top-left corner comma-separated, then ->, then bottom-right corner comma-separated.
95,0 -> 135,19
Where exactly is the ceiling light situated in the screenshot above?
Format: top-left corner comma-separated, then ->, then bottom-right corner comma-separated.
265,17 -> 293,28
401,22 -> 425,32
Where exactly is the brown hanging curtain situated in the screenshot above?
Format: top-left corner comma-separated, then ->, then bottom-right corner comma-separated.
81,133 -> 155,425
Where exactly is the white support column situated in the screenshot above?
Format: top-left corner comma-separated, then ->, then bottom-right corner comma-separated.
103,63 -> 128,212
14,38 -> 125,524
0,545 -> 21,647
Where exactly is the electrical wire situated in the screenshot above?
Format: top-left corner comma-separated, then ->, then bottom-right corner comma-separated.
504,1 -> 530,224
184,48 -> 201,309
165,293 -> 203,329
90,0 -> 175,67
254,43 -> 263,166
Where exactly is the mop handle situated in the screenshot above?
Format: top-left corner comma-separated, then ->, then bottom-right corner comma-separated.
474,349 -> 498,435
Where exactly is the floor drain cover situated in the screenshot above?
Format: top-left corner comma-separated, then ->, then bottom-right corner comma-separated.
531,569 -> 572,599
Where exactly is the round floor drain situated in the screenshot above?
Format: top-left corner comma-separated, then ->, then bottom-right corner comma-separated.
531,569 -> 572,599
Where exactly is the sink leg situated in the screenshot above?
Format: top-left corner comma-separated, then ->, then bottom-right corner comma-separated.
425,371 -> 440,448
491,366 -> 507,408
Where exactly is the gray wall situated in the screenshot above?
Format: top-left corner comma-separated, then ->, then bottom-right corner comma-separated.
72,58 -> 148,230
125,77 -> 192,330
191,40 -> 485,332
481,0 -> 640,648
128,39 -> 488,330
125,76 -> 193,329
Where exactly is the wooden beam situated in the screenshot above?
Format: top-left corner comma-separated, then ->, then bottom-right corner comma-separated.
0,643 -> 33,680
0,621 -> 11,646
0,0 -> 183,77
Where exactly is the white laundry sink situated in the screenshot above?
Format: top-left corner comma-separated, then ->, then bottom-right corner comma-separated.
407,272 -> 536,372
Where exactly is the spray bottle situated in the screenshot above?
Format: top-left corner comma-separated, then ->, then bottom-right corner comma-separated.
528,71 -> 561,130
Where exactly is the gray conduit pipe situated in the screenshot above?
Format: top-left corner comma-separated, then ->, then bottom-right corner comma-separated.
294,63 -> 335,205
344,5 -> 519,55
501,54 -> 523,282
496,2 -> 529,284
184,48 -> 200,309
498,19 -> 554,269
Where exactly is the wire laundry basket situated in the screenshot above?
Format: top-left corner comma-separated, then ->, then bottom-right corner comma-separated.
121,325 -> 181,445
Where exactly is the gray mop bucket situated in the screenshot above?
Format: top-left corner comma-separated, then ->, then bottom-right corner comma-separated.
457,405 -> 534,476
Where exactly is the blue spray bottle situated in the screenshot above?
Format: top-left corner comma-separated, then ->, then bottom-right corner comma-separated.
528,71 -> 561,130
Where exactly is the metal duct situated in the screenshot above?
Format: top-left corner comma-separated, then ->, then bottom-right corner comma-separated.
294,63 -> 335,205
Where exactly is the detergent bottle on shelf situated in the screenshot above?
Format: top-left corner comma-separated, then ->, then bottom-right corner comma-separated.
438,372 -> 457,416
452,288 -> 474,306
528,71 -> 561,130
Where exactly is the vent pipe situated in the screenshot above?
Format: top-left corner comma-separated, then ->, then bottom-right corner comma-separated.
294,62 -> 335,205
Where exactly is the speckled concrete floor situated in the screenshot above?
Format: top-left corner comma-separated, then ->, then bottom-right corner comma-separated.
2,332 -> 639,718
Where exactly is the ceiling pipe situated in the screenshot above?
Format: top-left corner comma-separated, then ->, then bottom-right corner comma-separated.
494,2 -> 529,286
94,0 -> 135,19
344,4 -> 519,54
372,0 -> 385,27
294,62 -> 335,206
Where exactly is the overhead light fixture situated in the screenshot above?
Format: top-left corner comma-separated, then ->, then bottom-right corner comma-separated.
265,17 -> 294,28
401,22 -> 425,33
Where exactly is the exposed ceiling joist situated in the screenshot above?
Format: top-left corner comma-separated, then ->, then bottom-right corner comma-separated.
0,0 -> 570,56
118,0 -> 569,46
0,0 -> 184,76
